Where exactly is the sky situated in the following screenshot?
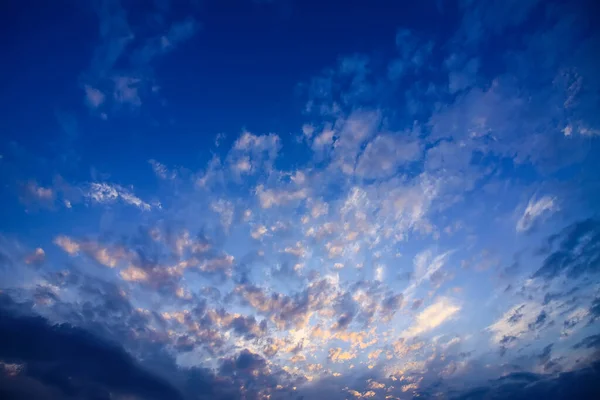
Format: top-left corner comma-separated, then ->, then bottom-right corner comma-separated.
1,0 -> 600,399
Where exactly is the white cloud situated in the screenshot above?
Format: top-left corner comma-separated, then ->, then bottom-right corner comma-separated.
255,185 -> 308,209
84,85 -> 105,109
284,242 -> 307,258
113,76 -> 142,107
516,195 -> 558,232
312,129 -> 335,151
148,159 -> 175,180
310,200 -> 329,218
211,200 -> 234,231
25,248 -> 46,265
402,297 -> 460,337
374,265 -> 385,281
413,249 -> 453,285
87,182 -> 152,211
232,156 -> 252,174
118,191 -> 151,211
302,124 -> 315,138
234,131 -> 277,151
120,265 -> 149,282
487,301 -> 545,346
87,183 -> 119,203
54,236 -> 80,255
355,133 -> 421,179
228,132 -> 281,176
251,225 -> 268,239
328,347 -> 356,363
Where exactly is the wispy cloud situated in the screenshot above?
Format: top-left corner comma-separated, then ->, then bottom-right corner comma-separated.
402,297 -> 461,337
516,195 -> 559,232
82,0 -> 198,116
87,182 -> 153,210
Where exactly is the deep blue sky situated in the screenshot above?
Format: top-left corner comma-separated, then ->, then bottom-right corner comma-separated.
1,1 -> 600,399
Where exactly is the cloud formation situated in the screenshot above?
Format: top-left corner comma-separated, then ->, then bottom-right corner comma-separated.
2,0 -> 600,399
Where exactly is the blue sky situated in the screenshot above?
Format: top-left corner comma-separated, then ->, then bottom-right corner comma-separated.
1,0 -> 600,399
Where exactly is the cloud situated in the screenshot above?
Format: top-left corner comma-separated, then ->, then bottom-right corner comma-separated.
448,58 -> 480,94
82,1 -> 198,116
87,182 -> 153,210
149,159 -> 176,180
4,1 -> 600,399
404,249 -> 454,298
487,301 -> 550,350
516,195 -> 559,232
251,224 -> 269,239
53,236 -> 127,268
328,347 -> 356,363
402,297 -> 461,337
449,361 -> 600,400
0,303 -> 183,400
53,235 -> 80,255
19,181 -> 55,207
112,76 -> 142,107
533,218 -> 600,280
228,132 -> 281,176
354,133 -> 421,179
256,184 -> 308,208
83,85 -> 106,108
24,248 -> 45,266
379,293 -> 403,322
574,335 -> 600,350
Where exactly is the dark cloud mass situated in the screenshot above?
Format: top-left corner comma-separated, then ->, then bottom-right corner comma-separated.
450,362 -> 600,400
0,297 -> 182,400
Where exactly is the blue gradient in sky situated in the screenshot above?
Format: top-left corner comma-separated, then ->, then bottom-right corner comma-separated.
1,0 -> 600,399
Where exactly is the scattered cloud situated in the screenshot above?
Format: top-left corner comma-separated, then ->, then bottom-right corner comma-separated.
87,182 -> 152,210
516,195 -> 559,233
3,0 -> 600,399
402,297 -> 461,337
